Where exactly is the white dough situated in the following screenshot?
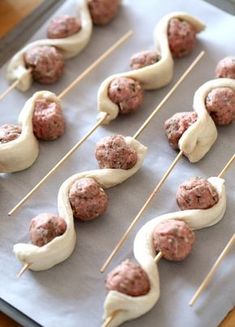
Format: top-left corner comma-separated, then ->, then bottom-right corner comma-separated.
0,90 -> 61,173
103,177 -> 226,327
179,78 -> 235,162
6,0 -> 93,91
13,137 -> 147,271
97,12 -> 205,124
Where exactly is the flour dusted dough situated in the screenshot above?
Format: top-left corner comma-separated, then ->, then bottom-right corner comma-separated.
179,78 -> 235,162
6,0 -> 93,91
0,90 -> 61,173
13,137 -> 147,271
103,177 -> 226,327
97,12 -> 205,124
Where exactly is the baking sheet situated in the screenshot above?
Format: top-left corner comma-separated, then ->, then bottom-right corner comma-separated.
0,0 -> 234,326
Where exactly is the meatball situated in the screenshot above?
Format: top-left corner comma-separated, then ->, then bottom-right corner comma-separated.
29,213 -> 67,247
0,124 -> 22,143
108,77 -> 144,114
130,50 -> 161,70
168,18 -> 197,58
205,87 -> 235,125
33,98 -> 65,141
105,260 -> 150,297
215,57 -> 235,79
164,112 -> 197,150
47,15 -> 81,39
24,46 -> 64,84
176,177 -> 219,210
69,177 -> 108,221
88,0 -> 120,25
152,219 -> 195,261
95,135 -> 137,170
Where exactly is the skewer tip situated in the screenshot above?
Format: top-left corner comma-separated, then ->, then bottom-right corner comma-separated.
16,263 -> 30,279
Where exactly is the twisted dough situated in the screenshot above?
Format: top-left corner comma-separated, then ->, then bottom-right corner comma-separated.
0,90 -> 61,173
6,0 -> 93,91
103,177 -> 226,327
97,12 -> 205,124
179,78 -> 235,163
13,137 -> 147,271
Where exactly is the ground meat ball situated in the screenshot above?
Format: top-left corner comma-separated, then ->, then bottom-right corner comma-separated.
215,57 -> 235,79
130,50 -> 161,70
88,0 -> 120,25
24,46 -> 64,84
152,219 -> 195,261
105,260 -> 150,297
168,18 -> 197,58
164,112 -> 197,150
205,87 -> 235,125
95,135 -> 137,170
29,213 -> 67,247
108,77 -> 144,114
33,98 -> 65,141
47,15 -> 81,39
176,177 -> 219,210
69,177 -> 108,221
0,124 -> 22,143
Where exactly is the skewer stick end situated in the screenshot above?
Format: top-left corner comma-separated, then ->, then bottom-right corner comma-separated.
16,263 -> 30,279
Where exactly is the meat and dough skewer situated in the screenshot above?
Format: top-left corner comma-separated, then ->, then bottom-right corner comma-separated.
14,137 -> 147,271
97,12 -> 205,124
102,154 -> 235,327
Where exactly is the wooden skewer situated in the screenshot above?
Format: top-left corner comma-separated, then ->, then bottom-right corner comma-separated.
218,154 -> 235,178
100,150 -> 183,273
154,251 -> 163,263
58,30 -> 133,99
0,31 -> 133,102
9,113 -> 107,216
189,233 -> 235,306
133,50 -> 205,139
16,263 -> 31,279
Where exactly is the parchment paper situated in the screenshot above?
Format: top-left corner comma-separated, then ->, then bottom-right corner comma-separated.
0,0 -> 234,326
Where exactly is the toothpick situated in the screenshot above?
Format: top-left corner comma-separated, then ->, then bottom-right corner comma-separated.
189,233 -> 235,306
100,151 -> 183,273
58,30 -> 133,99
133,51 -> 205,139
154,251 -> 163,263
102,311 -> 119,327
217,154 -> 235,178
16,263 -> 31,279
8,113 -> 107,216
0,79 -> 20,101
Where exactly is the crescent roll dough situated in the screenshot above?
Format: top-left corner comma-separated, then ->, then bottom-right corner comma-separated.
103,177 -> 226,327
97,12 -> 205,124
179,78 -> 235,162
0,90 -> 61,173
13,137 -> 147,271
6,0 -> 93,91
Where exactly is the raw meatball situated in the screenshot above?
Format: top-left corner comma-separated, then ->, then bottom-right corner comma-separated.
69,177 -> 108,221
215,57 -> 235,79
24,46 -> 64,84
105,260 -> 150,297
33,98 -> 65,141
205,87 -> 235,125
164,112 -> 197,150
130,50 -> 161,70
88,0 -> 120,25
0,124 -> 22,143
95,135 -> 137,170
108,77 -> 144,114
176,177 -> 219,210
152,219 -> 195,261
168,18 -> 197,58
47,15 -> 81,39
29,213 -> 67,247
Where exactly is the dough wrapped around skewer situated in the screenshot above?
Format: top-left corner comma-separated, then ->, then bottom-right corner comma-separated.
13,137 -> 147,271
98,12 -> 205,124
103,177 -> 226,327
6,0 -> 93,91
